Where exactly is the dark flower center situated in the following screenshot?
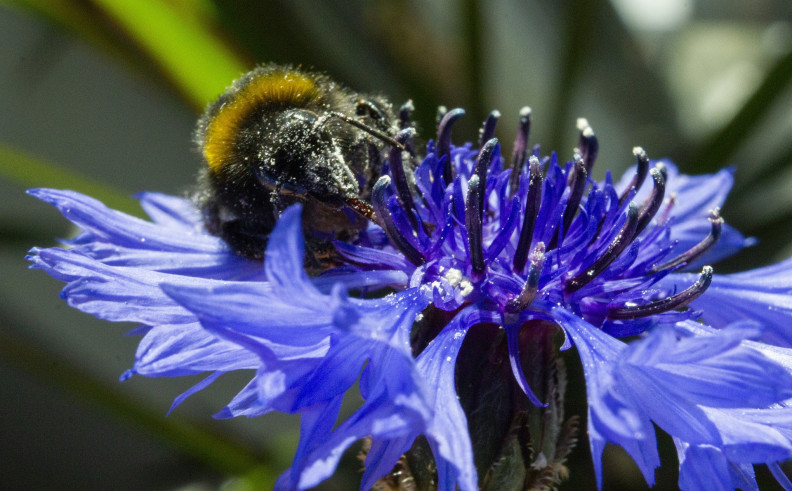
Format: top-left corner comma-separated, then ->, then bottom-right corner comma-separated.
368,108 -> 719,326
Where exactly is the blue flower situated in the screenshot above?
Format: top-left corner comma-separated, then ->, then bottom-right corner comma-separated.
29,109 -> 792,490
27,190 -> 263,387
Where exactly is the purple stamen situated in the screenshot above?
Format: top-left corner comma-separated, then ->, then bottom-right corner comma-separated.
564,202 -> 640,294
608,266 -> 713,319
634,164 -> 666,237
561,155 -> 588,238
513,156 -> 543,272
619,147 -> 650,205
478,110 -> 501,147
657,161 -> 668,181
398,100 -> 416,156
389,129 -> 420,231
504,322 -> 547,407
509,107 -> 532,192
466,139 -> 498,275
648,208 -> 723,274
466,174 -> 485,274
506,242 -> 546,313
399,100 -> 414,130
474,139 -> 496,204
576,118 -> 599,174
437,108 -> 466,185
372,176 -> 426,266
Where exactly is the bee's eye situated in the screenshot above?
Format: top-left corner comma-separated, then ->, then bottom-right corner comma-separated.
356,99 -> 385,121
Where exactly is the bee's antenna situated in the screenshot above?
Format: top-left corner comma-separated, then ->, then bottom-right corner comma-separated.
327,111 -> 406,151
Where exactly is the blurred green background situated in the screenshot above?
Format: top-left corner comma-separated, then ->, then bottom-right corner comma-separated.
1,0 -> 791,489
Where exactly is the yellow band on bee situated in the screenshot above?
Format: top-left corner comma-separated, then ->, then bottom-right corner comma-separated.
203,70 -> 321,173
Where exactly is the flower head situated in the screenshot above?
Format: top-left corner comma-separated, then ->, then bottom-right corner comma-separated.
29,107 -> 792,490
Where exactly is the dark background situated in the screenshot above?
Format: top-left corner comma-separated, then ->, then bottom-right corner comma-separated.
1,1 -> 792,489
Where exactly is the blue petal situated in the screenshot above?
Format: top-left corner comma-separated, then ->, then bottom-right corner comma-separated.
661,164 -> 734,224
661,258 -> 792,347
291,335 -> 372,407
550,306 -> 660,487
262,205 -> 311,288
29,188 -> 263,279
504,320 -> 547,406
700,407 -> 792,463
415,307 -> 479,491
675,441 -> 733,491
549,307 -> 632,435
214,378 -> 270,419
159,205 -> 438,489
160,280 -> 332,347
134,322 -> 258,376
136,192 -> 203,229
333,240 -> 415,271
161,276 -> 428,420
28,189 -> 271,412
28,188 -> 224,252
312,269 -> 409,293
355,307 -> 484,491
30,247 -> 200,325
286,348 -> 431,489
768,462 -> 792,490
623,325 -> 792,409
276,397 -> 344,490
618,322 -> 792,489
360,436 -> 414,490
168,371 -> 225,414
728,462 -> 759,491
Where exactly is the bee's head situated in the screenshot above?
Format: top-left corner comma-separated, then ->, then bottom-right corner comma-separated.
256,109 -> 359,206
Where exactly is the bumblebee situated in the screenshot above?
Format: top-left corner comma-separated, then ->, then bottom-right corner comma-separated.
194,64 -> 399,270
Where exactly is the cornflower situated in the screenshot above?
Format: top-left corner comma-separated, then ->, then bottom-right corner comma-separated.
30,107 -> 792,490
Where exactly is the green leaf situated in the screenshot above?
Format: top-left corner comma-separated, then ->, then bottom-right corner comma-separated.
90,0 -> 248,109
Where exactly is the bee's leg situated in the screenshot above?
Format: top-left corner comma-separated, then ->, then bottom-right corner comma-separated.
343,197 -> 376,222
